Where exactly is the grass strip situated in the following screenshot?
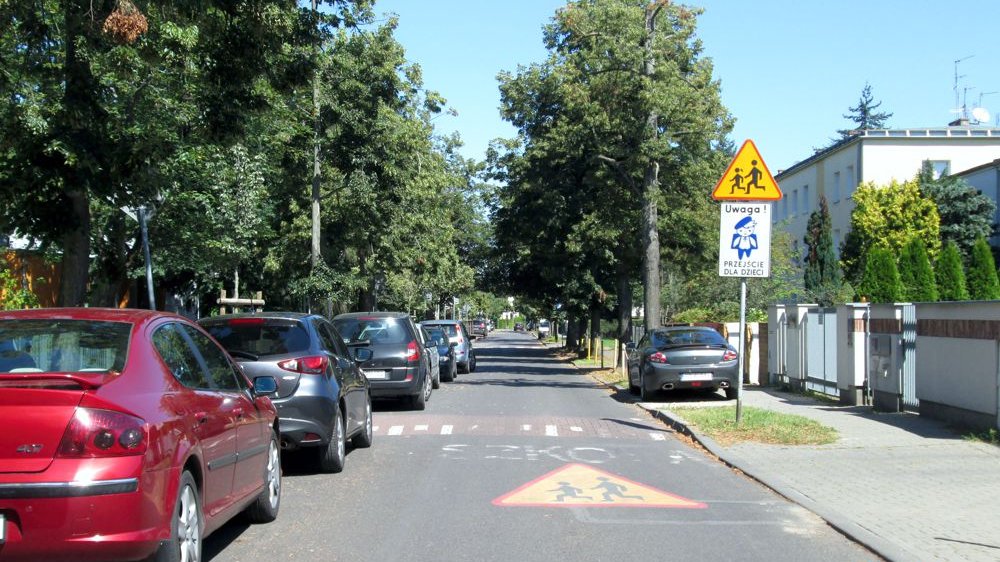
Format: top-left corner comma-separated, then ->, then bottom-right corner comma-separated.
668,406 -> 839,447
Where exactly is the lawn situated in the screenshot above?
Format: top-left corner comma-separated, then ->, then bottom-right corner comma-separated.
668,406 -> 839,447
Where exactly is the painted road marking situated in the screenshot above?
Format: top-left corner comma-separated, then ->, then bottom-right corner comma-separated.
522,424 -> 532,431
388,425 -> 403,436
493,464 -> 707,509
650,433 -> 666,441
440,425 -> 453,435
415,424 -> 428,431
545,425 -> 558,437
370,416 -> 674,440
570,426 -> 583,432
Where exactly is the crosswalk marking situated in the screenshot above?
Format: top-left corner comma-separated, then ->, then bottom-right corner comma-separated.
369,417 -> 673,441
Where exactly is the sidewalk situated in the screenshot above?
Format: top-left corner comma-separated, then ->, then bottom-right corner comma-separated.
642,387 -> 1000,562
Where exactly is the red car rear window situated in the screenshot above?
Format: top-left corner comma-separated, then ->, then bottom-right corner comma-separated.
0,319 -> 131,374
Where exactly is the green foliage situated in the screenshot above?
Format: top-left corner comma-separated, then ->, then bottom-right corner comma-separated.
838,83 -> 892,138
898,236 -> 938,302
918,160 -> 996,259
965,237 -> 1000,300
935,241 -> 969,301
840,179 -> 940,285
857,246 -> 903,303
803,196 -> 844,305
0,265 -> 40,310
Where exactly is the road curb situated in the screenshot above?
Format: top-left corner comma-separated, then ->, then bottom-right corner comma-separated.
641,404 -> 917,562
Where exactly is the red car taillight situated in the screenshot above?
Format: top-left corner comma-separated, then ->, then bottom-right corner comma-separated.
278,355 -> 329,374
57,408 -> 147,458
405,340 -> 420,363
723,350 -> 738,362
649,351 -> 669,364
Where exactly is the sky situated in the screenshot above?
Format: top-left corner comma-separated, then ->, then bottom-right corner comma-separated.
371,0 -> 1000,173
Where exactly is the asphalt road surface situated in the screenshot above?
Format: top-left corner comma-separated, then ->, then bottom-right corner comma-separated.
205,330 -> 878,562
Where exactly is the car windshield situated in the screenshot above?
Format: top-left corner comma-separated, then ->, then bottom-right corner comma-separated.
425,323 -> 458,338
0,319 -> 131,374
203,319 -> 310,356
334,317 -> 408,344
653,328 -> 727,347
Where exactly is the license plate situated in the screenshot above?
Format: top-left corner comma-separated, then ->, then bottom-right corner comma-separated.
364,370 -> 389,380
681,373 -> 713,382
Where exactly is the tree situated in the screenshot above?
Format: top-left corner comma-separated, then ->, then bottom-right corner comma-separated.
917,160 -> 996,259
857,246 -> 902,303
965,237 -> 1000,300
839,179 -> 940,285
838,82 -> 892,138
803,196 -> 844,305
936,241 -> 969,301
898,236 -> 938,302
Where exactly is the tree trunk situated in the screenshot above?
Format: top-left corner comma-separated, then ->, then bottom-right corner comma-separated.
566,312 -> 578,350
590,299 -> 601,362
616,266 -> 633,365
58,190 -> 90,307
641,5 -> 662,332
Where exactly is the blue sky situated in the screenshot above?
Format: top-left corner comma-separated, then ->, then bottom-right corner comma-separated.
372,0 -> 1000,172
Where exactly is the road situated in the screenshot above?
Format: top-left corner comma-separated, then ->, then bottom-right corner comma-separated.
205,330 -> 877,562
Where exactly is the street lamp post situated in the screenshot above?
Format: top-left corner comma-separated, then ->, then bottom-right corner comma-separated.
122,204 -> 156,310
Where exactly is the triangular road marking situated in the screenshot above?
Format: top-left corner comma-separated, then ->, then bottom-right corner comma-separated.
712,139 -> 782,201
492,463 -> 707,509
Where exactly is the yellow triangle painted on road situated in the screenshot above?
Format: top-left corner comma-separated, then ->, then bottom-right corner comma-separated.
492,463 -> 707,509
712,139 -> 782,201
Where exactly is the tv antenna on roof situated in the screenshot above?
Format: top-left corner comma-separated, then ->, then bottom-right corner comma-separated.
953,55 -> 974,120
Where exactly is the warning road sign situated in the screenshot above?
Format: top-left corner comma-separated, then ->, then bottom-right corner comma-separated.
492,463 -> 706,509
712,139 -> 782,201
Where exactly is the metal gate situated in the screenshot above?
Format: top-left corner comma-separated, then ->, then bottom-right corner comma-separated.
901,304 -> 918,411
804,307 -> 838,397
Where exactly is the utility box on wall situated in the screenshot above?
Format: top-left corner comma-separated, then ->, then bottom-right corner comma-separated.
869,333 -> 902,412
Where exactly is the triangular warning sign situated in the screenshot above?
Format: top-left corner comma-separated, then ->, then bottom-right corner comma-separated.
712,139 -> 782,201
492,464 -> 706,509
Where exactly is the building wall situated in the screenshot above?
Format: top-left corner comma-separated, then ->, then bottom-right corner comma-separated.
773,130 -> 1000,257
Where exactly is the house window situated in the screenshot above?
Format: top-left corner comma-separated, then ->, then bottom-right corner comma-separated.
792,190 -> 799,215
803,185 -> 809,212
833,171 -> 841,202
782,195 -> 788,218
846,165 -> 855,195
930,160 -> 950,179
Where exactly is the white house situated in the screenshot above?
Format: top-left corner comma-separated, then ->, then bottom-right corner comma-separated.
773,126 -> 1000,256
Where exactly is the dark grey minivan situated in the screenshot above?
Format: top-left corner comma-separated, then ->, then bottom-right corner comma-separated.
200,312 -> 373,473
332,312 -> 434,410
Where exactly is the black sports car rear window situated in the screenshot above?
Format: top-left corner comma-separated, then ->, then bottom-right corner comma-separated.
203,319 -> 309,356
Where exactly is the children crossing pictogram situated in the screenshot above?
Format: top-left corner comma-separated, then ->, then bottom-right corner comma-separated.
712,140 -> 782,201
493,463 -> 707,509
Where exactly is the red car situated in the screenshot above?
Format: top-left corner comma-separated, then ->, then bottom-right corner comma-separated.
0,308 -> 282,562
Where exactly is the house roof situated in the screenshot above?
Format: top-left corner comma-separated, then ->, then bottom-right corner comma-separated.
776,127 -> 1000,179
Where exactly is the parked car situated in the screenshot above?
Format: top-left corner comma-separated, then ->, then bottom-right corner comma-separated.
513,322 -> 525,332
419,326 -> 442,389
626,325 -> 739,401
537,318 -> 551,339
424,326 -> 457,382
471,319 -> 488,338
332,312 -> 433,410
0,308 -> 281,562
420,319 -> 476,374
199,312 -> 373,474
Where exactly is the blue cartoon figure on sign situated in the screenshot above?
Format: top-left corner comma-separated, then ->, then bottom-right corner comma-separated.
731,216 -> 758,259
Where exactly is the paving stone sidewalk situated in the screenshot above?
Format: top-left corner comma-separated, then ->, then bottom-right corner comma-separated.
643,387 -> 1000,562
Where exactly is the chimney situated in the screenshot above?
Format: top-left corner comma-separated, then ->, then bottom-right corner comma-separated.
949,117 -> 970,127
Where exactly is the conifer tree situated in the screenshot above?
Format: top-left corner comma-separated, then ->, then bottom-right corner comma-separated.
803,196 -> 843,305
898,236 -> 938,302
965,237 -> 1000,300
857,246 -> 903,303
838,83 -> 893,138
936,241 -> 969,301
